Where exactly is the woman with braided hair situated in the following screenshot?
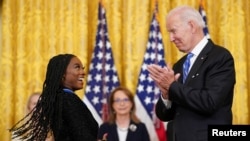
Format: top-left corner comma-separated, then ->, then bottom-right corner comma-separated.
10,54 -> 98,141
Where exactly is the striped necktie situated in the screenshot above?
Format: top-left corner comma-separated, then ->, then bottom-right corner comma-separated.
183,53 -> 194,83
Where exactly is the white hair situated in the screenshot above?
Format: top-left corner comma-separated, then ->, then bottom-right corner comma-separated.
167,5 -> 205,28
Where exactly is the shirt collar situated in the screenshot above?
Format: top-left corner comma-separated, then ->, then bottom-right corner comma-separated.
191,37 -> 208,56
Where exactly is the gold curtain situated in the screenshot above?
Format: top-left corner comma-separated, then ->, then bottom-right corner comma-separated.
0,0 -> 249,140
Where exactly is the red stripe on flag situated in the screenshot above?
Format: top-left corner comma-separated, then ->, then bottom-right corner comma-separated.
155,120 -> 167,141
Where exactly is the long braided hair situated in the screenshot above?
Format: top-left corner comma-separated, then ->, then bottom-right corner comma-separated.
10,54 -> 75,141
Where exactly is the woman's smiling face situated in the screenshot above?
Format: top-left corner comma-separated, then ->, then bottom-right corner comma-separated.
62,56 -> 85,91
112,90 -> 133,116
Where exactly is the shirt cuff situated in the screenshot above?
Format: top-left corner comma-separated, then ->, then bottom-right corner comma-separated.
161,95 -> 172,109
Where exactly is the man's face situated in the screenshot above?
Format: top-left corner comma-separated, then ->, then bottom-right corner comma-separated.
166,15 -> 193,53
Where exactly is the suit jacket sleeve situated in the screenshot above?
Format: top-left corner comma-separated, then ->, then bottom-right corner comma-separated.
155,97 -> 175,121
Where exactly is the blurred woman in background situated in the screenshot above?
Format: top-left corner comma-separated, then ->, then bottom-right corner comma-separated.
98,86 -> 150,141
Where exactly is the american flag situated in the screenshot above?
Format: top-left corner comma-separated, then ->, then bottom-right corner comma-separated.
83,2 -> 120,125
199,0 -> 210,39
134,6 -> 167,141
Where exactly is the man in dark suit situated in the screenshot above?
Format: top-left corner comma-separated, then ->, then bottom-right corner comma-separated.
147,5 -> 235,141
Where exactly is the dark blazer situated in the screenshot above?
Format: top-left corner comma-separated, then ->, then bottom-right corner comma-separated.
56,91 -> 99,141
97,121 -> 150,141
156,40 -> 236,141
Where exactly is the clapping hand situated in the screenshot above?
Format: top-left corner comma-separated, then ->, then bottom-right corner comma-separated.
147,63 -> 180,99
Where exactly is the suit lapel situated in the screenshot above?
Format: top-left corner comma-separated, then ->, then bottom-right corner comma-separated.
185,40 -> 213,83
112,124 -> 120,141
126,121 -> 137,141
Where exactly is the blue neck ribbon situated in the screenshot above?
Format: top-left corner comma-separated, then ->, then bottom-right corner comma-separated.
63,88 -> 74,94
